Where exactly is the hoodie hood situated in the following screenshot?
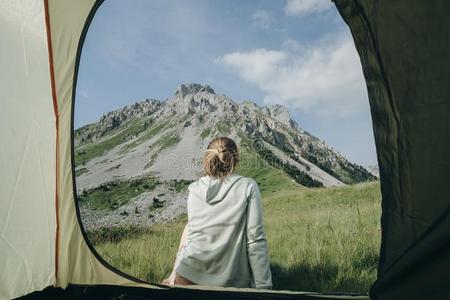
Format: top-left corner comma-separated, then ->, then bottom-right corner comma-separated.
197,174 -> 243,204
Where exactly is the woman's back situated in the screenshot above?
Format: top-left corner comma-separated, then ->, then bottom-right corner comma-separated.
174,173 -> 272,288
166,137 -> 272,288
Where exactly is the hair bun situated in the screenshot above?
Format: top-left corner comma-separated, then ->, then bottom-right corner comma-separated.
217,146 -> 227,153
203,137 -> 239,179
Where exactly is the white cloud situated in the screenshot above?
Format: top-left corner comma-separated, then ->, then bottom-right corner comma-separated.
285,0 -> 333,16
216,49 -> 287,83
251,9 -> 272,29
216,34 -> 368,117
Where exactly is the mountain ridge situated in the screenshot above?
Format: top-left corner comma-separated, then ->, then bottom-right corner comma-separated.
75,83 -> 376,229
75,83 -> 375,193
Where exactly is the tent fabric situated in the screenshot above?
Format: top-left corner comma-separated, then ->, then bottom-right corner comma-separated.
19,285 -> 370,300
45,0 -> 120,287
334,0 -> 450,299
0,1 -> 56,299
1,0 -> 449,299
0,1 -> 154,298
44,0 -> 161,291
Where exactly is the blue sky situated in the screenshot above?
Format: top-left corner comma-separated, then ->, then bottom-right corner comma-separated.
76,0 -> 377,166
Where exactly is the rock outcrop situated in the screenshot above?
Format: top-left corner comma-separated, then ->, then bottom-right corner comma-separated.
75,83 -> 375,191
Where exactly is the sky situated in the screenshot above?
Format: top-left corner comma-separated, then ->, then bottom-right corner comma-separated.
76,0 -> 377,166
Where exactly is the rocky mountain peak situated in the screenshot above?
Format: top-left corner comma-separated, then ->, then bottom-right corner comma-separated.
242,101 -> 298,130
99,98 -> 161,129
75,83 -> 375,193
262,103 -> 299,130
242,100 -> 260,111
174,83 -> 215,97
168,83 -> 238,115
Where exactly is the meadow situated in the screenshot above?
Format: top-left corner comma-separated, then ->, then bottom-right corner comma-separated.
87,180 -> 381,293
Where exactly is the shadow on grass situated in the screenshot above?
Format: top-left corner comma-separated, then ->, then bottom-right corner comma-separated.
271,262 -> 372,294
144,261 -> 374,293
86,226 -> 156,245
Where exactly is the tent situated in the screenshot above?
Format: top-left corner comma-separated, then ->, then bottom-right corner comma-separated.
1,0 -> 449,299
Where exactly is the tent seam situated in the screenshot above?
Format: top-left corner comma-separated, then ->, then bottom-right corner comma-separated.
43,0 -> 60,284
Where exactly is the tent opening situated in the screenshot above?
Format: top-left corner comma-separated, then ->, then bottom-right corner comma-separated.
73,0 -> 381,294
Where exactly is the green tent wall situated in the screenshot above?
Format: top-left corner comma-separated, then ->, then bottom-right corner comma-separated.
334,0 -> 450,299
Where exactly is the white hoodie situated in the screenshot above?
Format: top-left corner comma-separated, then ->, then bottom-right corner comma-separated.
174,173 -> 273,289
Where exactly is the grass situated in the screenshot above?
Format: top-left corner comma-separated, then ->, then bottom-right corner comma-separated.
157,132 -> 181,150
216,121 -> 232,135
75,118 -> 150,165
78,177 -> 157,211
200,128 -> 211,139
265,182 -> 380,292
120,120 -> 171,154
144,154 -> 157,169
237,146 -> 301,195
78,177 -> 193,212
254,145 -> 323,188
82,128 -> 380,292
88,214 -> 188,283
236,133 -> 321,191
88,181 -> 381,293
169,179 -> 193,192
301,148 -> 375,185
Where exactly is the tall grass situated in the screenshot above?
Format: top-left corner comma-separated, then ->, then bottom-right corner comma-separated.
265,182 -> 380,292
88,181 -> 381,293
89,218 -> 187,283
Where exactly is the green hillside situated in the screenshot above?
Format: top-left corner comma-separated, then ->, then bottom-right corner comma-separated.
78,143 -> 306,212
87,181 -> 381,293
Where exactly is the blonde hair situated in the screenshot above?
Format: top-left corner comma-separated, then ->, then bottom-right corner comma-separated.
203,137 -> 239,179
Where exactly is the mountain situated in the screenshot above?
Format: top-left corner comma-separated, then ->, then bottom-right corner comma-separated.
366,165 -> 380,178
74,83 -> 375,229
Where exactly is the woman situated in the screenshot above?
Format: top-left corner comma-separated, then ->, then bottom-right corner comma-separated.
161,137 -> 272,289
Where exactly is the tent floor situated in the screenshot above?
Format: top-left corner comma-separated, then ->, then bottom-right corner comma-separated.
17,285 -> 369,300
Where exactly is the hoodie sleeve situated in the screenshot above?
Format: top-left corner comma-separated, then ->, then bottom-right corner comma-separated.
246,180 -> 273,289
